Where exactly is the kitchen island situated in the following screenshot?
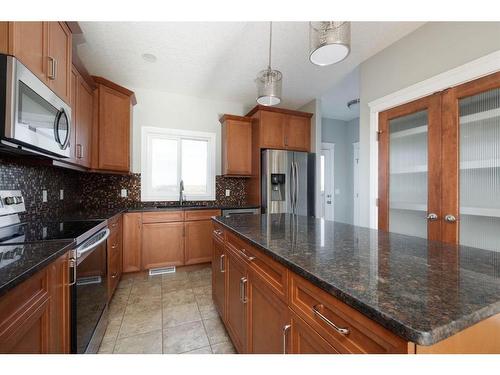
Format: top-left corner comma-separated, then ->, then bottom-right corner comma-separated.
212,213 -> 500,354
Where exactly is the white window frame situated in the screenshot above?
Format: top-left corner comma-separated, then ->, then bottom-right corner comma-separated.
141,127 -> 216,202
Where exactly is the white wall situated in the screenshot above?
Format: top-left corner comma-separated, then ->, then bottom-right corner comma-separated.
358,22 -> 500,228
131,88 -> 247,173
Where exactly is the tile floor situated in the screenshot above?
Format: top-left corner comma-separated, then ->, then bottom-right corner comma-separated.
98,264 -> 236,354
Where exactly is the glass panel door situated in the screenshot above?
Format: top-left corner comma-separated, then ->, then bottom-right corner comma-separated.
388,110 -> 429,238
459,87 -> 500,251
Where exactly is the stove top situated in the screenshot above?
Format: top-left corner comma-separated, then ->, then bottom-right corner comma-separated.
0,219 -> 106,245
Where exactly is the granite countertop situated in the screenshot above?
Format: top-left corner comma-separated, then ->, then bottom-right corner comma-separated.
213,213 -> 500,346
0,240 -> 74,297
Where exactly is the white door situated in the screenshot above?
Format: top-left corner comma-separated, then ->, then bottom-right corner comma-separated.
353,142 -> 360,226
320,143 -> 335,221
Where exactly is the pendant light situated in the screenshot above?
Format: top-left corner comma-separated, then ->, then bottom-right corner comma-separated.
309,22 -> 350,66
255,22 -> 282,106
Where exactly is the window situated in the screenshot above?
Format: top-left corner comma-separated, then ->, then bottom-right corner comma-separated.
141,127 -> 216,201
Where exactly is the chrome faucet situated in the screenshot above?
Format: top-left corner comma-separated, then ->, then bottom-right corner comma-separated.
179,179 -> 186,205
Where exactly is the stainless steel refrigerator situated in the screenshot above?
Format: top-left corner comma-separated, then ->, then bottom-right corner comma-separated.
261,149 -> 315,216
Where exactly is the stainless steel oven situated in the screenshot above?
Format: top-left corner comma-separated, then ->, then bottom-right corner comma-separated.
69,225 -> 110,354
0,54 -> 71,158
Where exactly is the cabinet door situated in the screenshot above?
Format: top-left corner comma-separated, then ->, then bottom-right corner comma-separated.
247,271 -> 289,353
212,237 -> 226,319
285,115 -> 310,151
441,71 -> 500,248
142,222 -> 185,269
8,22 -> 47,82
97,85 -> 131,172
47,22 -> 71,104
289,312 -> 338,354
69,66 -> 78,163
378,94 -> 442,240
123,213 -> 142,273
185,220 -> 213,265
48,253 -> 70,353
259,110 -> 285,149
225,249 -> 248,353
76,77 -> 93,167
223,120 -> 252,175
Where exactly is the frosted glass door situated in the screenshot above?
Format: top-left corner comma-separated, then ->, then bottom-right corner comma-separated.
459,88 -> 500,251
388,110 -> 428,238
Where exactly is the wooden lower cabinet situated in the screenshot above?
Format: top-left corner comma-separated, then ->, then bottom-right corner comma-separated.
247,270 -> 289,353
289,311 -> 338,354
184,219 -> 212,265
142,222 -> 185,269
0,252 -> 70,353
212,237 -> 226,319
225,249 -> 248,353
122,213 -> 142,273
107,214 -> 123,300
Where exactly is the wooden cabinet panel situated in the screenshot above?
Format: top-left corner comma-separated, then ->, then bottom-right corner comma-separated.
9,22 -> 46,82
225,248 -> 248,353
107,215 -> 123,300
184,220 -> 213,265
289,312 -> 338,354
259,110 -> 285,149
75,75 -> 93,168
184,209 -> 220,221
285,115 -> 311,151
142,222 -> 184,269
96,84 -> 131,172
0,253 -> 70,354
47,22 -> 71,104
142,211 -> 184,223
247,270 -> 289,353
212,237 -> 226,319
288,272 -> 407,353
212,222 -> 225,243
220,115 -> 253,176
122,213 -> 142,273
69,66 -> 78,163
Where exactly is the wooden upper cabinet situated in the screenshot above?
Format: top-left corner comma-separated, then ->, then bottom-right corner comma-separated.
220,115 -> 253,176
47,22 -> 72,104
246,105 -> 312,152
122,213 -> 142,273
69,66 -> 78,163
93,77 -> 135,172
75,74 -> 93,168
0,22 -> 72,104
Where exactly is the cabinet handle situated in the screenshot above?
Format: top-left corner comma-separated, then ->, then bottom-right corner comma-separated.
284,135 -> 288,146
48,56 -> 57,80
214,229 -> 223,235
112,243 -> 118,249
112,222 -> 118,228
312,304 -> 349,335
282,324 -> 291,354
239,248 -> 256,262
427,213 -> 438,221
219,254 -> 225,273
76,144 -> 82,159
444,214 -> 457,223
68,258 -> 77,286
240,277 -> 248,303
111,273 -> 118,279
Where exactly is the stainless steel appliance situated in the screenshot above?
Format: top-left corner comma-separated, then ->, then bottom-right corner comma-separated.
0,190 -> 109,354
261,149 -> 315,216
0,54 -> 72,158
221,207 -> 261,217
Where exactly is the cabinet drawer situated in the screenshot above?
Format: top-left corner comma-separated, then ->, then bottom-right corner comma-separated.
142,211 -> 184,223
107,230 -> 122,260
288,273 -> 408,353
108,214 -> 122,232
212,222 -> 225,242
185,209 -> 221,221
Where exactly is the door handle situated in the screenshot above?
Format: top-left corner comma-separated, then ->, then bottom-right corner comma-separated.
289,163 -> 294,211
282,324 -> 291,354
68,258 -> 77,286
294,161 -> 299,211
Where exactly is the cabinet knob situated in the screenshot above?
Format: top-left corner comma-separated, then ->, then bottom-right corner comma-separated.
444,214 -> 457,223
427,213 -> 438,221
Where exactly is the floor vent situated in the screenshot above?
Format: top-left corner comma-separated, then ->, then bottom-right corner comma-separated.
149,266 -> 176,276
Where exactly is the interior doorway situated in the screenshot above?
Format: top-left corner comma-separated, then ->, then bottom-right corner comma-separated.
320,143 -> 335,221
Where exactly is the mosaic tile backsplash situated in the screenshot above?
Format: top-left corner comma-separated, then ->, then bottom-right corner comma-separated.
0,156 -> 249,219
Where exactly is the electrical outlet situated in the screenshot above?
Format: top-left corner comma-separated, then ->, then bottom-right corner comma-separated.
225,189 -> 231,197
42,190 -> 48,203
121,189 -> 128,198
59,189 -> 64,200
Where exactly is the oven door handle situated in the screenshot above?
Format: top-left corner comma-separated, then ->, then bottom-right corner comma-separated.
76,228 -> 110,257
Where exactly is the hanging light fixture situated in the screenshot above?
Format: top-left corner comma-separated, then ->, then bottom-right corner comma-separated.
309,22 -> 351,66
255,22 -> 282,106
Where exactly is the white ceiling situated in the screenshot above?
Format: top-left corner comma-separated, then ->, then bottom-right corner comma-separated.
321,67 -> 360,121
77,22 -> 424,110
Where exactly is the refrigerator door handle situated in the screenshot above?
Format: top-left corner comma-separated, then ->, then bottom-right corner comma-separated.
290,162 -> 295,212
294,161 -> 299,212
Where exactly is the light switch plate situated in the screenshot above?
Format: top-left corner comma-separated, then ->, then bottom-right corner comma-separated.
42,190 -> 47,203
225,189 -> 231,197
121,189 -> 128,198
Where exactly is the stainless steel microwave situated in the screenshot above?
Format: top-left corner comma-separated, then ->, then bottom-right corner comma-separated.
0,54 -> 71,158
